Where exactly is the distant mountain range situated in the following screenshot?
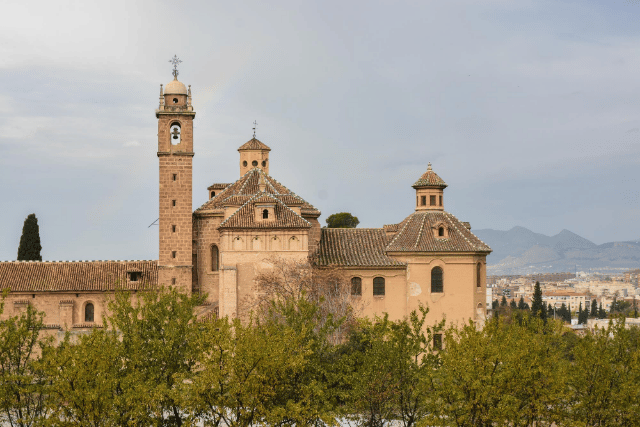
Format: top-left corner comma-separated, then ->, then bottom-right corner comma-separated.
473,226 -> 640,275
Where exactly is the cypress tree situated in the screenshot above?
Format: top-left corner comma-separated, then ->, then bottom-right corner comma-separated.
578,302 -> 583,324
500,296 -> 507,307
17,213 -> 42,261
492,299 -> 499,310
510,299 -> 517,309
531,281 -> 546,321
518,296 -> 527,310
547,303 -> 554,318
590,299 -> 598,318
598,302 -> 606,319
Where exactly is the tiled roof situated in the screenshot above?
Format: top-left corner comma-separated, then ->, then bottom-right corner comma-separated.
0,260 -> 158,292
412,163 -> 447,189
317,228 -> 406,268
219,192 -> 311,230
386,211 -> 491,253
238,138 -> 271,151
207,183 -> 232,191
195,168 -> 320,215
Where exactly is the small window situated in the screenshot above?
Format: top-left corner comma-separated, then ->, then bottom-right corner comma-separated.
243,160 -> 247,167
351,277 -> 362,296
421,196 -> 426,206
170,123 -> 181,145
210,191 -> 215,198
173,98 -> 178,104
171,278 -> 176,285
173,174 -> 177,181
172,200 -> 176,206
431,267 -> 443,293
438,227 -> 444,237
172,251 -> 177,259
262,209 -> 269,219
430,195 -> 436,206
373,277 -> 385,296
85,303 -> 94,323
439,195 -> 442,206
172,225 -> 176,233
128,272 -> 141,281
477,263 -> 482,288
211,245 -> 219,272
262,160 -> 267,167
252,160 -> 258,166
433,333 -> 442,350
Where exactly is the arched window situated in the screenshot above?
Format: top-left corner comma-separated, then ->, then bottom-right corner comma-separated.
373,277 -> 385,296
438,227 -> 445,237
262,209 -> 269,219
170,123 -> 181,145
211,245 -> 219,272
85,303 -> 94,322
252,160 -> 258,166
476,263 -> 482,288
431,267 -> 443,293
351,277 -> 362,296
243,160 -> 248,167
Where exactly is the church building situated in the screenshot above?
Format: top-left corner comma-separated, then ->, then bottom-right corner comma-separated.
0,68 -> 491,331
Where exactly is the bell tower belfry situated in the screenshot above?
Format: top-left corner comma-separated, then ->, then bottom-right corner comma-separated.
156,56 -> 196,294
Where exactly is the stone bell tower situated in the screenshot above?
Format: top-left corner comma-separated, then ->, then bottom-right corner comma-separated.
156,56 -> 195,294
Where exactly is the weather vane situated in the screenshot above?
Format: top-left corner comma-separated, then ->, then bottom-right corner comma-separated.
252,120 -> 257,138
169,55 -> 182,79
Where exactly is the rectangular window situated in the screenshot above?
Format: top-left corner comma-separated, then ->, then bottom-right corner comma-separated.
430,195 -> 436,206
433,333 -> 442,350
172,225 -> 176,232
173,174 -> 177,181
171,278 -> 176,285
172,251 -> 177,259
172,200 -> 176,206
373,277 -> 385,296
421,196 -> 426,206
439,195 -> 442,206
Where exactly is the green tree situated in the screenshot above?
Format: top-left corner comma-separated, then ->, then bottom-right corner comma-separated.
105,287 -> 204,426
42,329 -> 122,426
598,302 -> 606,319
430,315 -> 568,426
590,299 -> 598,318
531,281 -> 546,322
0,303 -> 51,427
16,214 -> 42,261
500,296 -> 507,307
510,299 -> 517,309
547,303 -> 553,318
491,299 -> 499,310
517,296 -> 527,310
325,212 -> 360,228
565,319 -> 640,425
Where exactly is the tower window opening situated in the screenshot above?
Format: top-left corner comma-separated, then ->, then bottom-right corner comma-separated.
172,251 -> 177,259
173,98 -> 178,104
210,191 -> 215,198
128,272 -> 141,281
252,160 -> 258,167
84,303 -> 94,323
211,245 -> 219,272
262,160 -> 266,167
172,225 -> 176,233
262,209 -> 269,219
438,227 -> 444,237
170,123 -> 181,145
439,195 -> 442,206
172,200 -> 176,206
430,195 -> 436,206
173,174 -> 177,181
477,263 -> 482,288
421,196 -> 426,206
171,278 -> 176,285
243,161 -> 247,167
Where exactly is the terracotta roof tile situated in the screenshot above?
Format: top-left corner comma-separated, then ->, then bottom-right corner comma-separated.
0,260 -> 158,292
195,169 -> 320,215
317,228 -> 406,267
385,211 -> 491,253
412,163 -> 447,189
219,193 -> 311,230
238,138 -> 271,151
207,183 -> 232,191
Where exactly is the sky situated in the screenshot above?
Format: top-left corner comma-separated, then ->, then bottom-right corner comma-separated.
1,0 -> 640,261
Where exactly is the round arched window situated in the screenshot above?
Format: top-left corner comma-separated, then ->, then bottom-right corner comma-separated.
252,160 -> 258,166
243,160 -> 248,167
438,227 -> 445,237
262,160 -> 267,167
85,303 -> 94,322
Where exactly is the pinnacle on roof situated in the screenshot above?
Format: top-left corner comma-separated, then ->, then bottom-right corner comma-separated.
412,162 -> 447,189
238,137 -> 271,151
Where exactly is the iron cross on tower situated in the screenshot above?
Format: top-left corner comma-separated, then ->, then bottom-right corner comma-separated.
253,120 -> 257,138
169,55 -> 182,79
